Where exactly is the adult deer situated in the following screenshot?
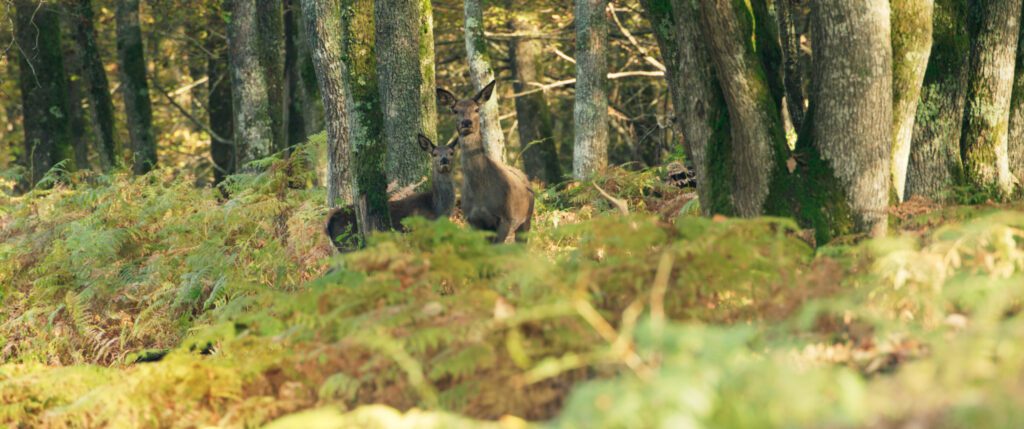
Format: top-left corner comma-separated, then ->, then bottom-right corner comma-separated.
437,80 -> 534,243
325,134 -> 457,252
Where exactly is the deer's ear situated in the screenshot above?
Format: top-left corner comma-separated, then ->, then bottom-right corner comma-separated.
436,88 -> 457,111
417,133 -> 435,152
474,80 -> 496,103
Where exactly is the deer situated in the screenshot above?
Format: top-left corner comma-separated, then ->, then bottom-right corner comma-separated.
436,80 -> 535,243
325,133 -> 458,252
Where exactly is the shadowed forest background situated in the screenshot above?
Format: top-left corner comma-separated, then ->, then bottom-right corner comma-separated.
4,0 -> 1024,427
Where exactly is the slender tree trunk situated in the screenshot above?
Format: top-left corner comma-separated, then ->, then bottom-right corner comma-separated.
116,0 -> 157,174
258,0 -> 287,153
14,0 -> 72,184
749,0 -> 785,112
891,0 -> 934,201
72,0 -> 117,169
509,12 -> 561,183
228,0 -> 274,167
698,0 -> 788,217
302,0 -> 356,208
375,0 -> 429,188
419,0 -> 438,146
960,0 -> 1021,195
573,0 -> 609,179
344,0 -> 391,230
62,21 -> 91,170
207,7 -> 234,185
810,0 -> 893,236
776,0 -> 809,131
464,0 -> 505,160
285,0 -> 308,149
907,0 -> 969,201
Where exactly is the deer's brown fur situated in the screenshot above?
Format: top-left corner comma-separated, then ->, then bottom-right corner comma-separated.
437,80 -> 535,243
325,134 -> 457,252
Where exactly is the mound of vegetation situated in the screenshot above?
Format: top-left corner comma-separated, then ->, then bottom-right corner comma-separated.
3,155 -> 1024,428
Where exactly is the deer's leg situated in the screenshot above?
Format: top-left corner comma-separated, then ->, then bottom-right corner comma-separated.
493,219 -> 514,244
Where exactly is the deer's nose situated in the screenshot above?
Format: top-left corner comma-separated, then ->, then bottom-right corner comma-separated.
460,120 -> 472,129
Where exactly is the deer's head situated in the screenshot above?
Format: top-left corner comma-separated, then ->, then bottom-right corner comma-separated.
418,133 -> 458,174
437,80 -> 496,137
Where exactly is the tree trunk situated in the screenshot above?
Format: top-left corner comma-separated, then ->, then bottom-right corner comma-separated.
573,0 -> 610,179
464,0 -> 505,160
72,0 -> 117,169
891,0 -> 934,201
302,0 -> 356,208
1008,4 -> 1024,183
960,0 -> 1021,195
228,0 -> 274,167
509,12 -> 561,183
258,0 -> 287,153
775,0 -> 810,131
207,6 -> 234,185
344,0 -> 391,231
419,0 -> 438,146
375,0 -> 430,188
61,18 -> 91,171
810,0 -> 893,236
285,0 -> 308,150
907,0 -> 969,201
14,0 -> 72,184
698,0 -> 788,217
750,0 -> 785,112
116,0 -> 157,175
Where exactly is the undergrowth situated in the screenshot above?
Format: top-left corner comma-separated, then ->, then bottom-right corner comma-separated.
3,150 -> 1024,428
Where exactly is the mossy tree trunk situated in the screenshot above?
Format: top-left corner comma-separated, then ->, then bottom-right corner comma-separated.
960,0 -> 1021,195
464,0 -> 505,160
419,0 -> 438,147
375,0 -> 430,188
258,0 -> 287,154
207,5 -> 234,185
302,0 -> 356,209
228,0 -> 274,168
907,0 -> 969,201
698,0 -> 789,218
509,12 -> 561,183
285,0 -> 309,150
72,0 -> 117,169
573,0 -> 610,179
775,0 -> 810,131
891,0 -> 934,201
1008,5 -> 1024,183
809,0 -> 892,236
14,0 -> 72,185
116,0 -> 157,175
344,0 -> 391,230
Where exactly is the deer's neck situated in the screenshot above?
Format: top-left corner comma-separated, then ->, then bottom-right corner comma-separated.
460,132 -> 491,175
431,172 -> 455,216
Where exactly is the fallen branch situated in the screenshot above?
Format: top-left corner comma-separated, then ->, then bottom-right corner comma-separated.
512,70 -> 665,98
592,183 -> 629,215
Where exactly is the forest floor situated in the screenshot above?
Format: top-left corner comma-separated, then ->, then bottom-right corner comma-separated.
3,151 -> 1024,428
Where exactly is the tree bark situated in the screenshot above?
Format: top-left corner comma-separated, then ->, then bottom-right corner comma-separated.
116,0 -> 157,175
698,0 -> 788,217
375,0 -> 430,188
14,0 -> 72,184
810,0 -> 893,236
960,0 -> 1021,195
61,16 -> 91,171
285,0 -> 308,150
344,0 -> 391,231
1008,4 -> 1024,183
302,0 -> 356,208
891,0 -> 934,201
72,0 -> 117,169
419,0 -> 438,146
573,0 -> 610,179
258,0 -> 287,153
228,0 -> 274,167
775,0 -> 810,131
464,0 -> 505,160
207,5 -> 234,185
907,0 -> 969,201
509,12 -> 561,183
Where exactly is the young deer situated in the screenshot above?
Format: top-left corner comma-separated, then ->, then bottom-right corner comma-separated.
437,80 -> 534,243
325,134 -> 457,252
